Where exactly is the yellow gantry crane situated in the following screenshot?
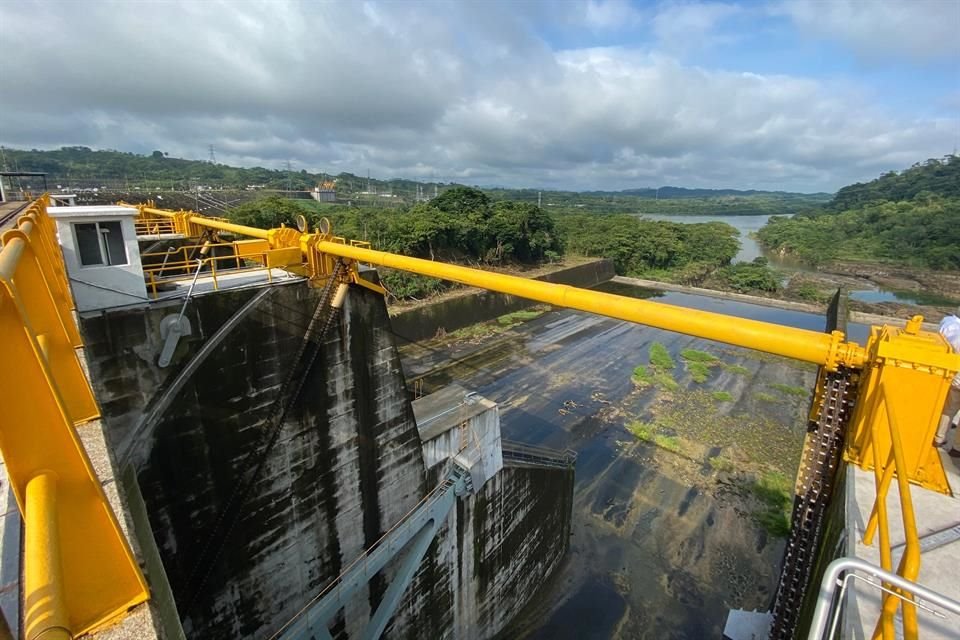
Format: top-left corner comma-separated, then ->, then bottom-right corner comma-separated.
0,198 -> 957,639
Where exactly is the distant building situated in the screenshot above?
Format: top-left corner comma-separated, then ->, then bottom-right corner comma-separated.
311,180 -> 336,203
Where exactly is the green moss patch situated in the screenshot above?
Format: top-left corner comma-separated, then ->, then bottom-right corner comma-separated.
711,390 -> 733,402
769,383 -> 809,398
649,342 -> 676,370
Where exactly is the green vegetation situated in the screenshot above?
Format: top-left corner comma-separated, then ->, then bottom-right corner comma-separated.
638,388 -> 804,474
226,187 -> 564,299
632,342 -> 680,391
711,391 -> 734,402
680,348 -> 720,383
652,371 -> 680,392
649,343 -> 676,370
704,257 -> 781,293
769,383 -> 808,398
687,362 -> 711,383
232,188 -> 563,264
749,471 -> 793,537
721,363 -> 751,376
755,392 -> 779,403
627,421 -> 683,454
679,349 -> 719,363
792,282 -> 826,303
4,146 -> 830,215
632,366 -> 653,387
653,434 -> 683,453
555,213 -> 739,282
497,309 -> 545,325
490,185 -> 829,216
757,156 -> 960,270
627,420 -> 655,441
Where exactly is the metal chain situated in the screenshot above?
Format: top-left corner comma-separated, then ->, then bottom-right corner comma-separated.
770,368 -> 857,639
182,260 -> 347,612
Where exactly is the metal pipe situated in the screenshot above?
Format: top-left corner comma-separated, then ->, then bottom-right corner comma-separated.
316,241 -> 862,368
24,472 -> 73,640
136,207 -> 271,240
122,206 -> 867,368
808,557 -> 960,640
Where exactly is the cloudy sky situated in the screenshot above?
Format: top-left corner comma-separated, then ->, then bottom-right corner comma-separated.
1,0 -> 958,192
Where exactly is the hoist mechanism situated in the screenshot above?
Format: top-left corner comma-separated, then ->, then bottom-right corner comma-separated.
127,203 -> 960,640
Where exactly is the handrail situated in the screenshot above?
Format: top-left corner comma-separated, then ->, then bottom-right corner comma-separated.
140,241 -> 302,298
24,472 -> 71,640
0,196 -> 148,637
861,381 -> 922,640
501,440 -> 577,467
808,557 -> 960,640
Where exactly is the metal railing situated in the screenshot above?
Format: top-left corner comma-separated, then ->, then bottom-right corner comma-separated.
808,557 -> 960,640
134,217 -> 177,236
141,242 -> 303,298
502,440 -> 577,469
0,196 -> 148,638
860,381 -> 922,639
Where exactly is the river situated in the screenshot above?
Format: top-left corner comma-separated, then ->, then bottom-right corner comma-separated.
637,213 -> 957,307
638,213 -> 799,266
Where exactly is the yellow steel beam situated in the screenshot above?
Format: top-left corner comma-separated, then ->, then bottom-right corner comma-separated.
123,203 -> 868,369
1,200 -> 149,636
315,241 -> 866,370
134,206 -> 271,240
24,472 -> 72,640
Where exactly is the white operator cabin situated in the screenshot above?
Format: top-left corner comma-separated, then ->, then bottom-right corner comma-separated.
47,205 -> 148,312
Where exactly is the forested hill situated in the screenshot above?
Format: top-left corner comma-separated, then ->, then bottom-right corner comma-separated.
3,146 -> 828,215
756,156 -> 960,270
829,155 -> 959,210
0,146 -> 428,194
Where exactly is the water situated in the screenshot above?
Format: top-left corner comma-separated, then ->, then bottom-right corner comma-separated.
399,279 -> 873,639
598,280 -> 870,344
638,213 -> 809,269
849,288 -> 959,307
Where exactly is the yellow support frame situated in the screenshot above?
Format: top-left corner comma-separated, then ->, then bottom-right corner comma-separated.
846,319 -> 958,494
0,198 -> 149,637
124,202 -> 960,497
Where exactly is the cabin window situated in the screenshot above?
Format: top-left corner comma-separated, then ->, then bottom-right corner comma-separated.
74,221 -> 128,266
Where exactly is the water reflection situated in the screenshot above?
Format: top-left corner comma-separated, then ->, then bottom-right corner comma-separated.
598,280 -> 871,345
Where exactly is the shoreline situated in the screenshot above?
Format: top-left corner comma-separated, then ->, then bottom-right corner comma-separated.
611,276 -> 940,333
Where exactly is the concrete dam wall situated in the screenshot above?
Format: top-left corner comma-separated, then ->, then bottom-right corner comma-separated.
80,278 -> 573,639
390,259 -> 616,343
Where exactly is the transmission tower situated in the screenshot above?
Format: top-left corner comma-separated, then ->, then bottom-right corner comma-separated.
208,145 -> 216,164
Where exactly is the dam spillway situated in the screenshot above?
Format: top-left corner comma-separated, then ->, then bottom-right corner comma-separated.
79,274 -> 574,638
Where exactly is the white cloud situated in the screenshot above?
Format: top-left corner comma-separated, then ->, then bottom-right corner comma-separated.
652,1 -> 742,54
0,0 -> 952,191
583,0 -> 644,30
778,0 -> 960,62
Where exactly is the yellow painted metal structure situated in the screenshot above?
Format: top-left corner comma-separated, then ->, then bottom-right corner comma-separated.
861,381 -> 921,640
0,192 -> 953,639
846,320 -> 957,494
24,472 -> 72,640
0,198 -> 149,637
125,203 -> 960,492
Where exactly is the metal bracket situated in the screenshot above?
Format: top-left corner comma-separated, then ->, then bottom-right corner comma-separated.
277,468 -> 471,640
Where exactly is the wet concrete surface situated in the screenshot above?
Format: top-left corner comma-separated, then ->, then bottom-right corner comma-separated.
397,282 -> 823,639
